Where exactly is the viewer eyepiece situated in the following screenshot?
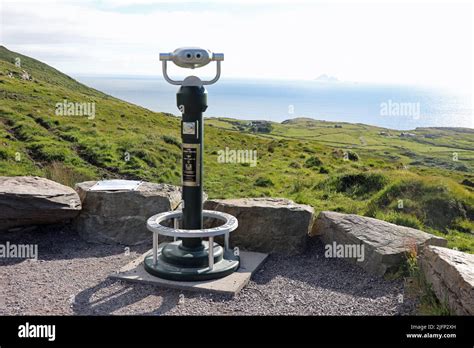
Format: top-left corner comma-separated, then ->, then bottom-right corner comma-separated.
160,47 -> 224,86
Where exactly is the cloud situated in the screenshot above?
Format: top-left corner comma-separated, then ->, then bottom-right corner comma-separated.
0,0 -> 472,89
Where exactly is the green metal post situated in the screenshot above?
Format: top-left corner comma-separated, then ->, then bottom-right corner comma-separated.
178,85 -> 207,250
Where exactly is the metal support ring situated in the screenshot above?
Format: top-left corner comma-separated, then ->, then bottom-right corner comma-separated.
147,210 -> 238,271
146,210 -> 238,238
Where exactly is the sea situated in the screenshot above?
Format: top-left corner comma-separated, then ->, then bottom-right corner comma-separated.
73,75 -> 473,131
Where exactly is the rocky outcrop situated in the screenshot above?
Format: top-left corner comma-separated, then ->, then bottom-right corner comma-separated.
204,198 -> 315,255
0,176 -> 81,231
419,246 -> 474,315
74,181 -> 181,245
312,211 -> 447,276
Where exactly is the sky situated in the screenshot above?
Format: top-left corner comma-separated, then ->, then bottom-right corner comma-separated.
0,0 -> 473,90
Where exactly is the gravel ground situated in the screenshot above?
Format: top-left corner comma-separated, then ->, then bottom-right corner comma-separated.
0,225 -> 418,315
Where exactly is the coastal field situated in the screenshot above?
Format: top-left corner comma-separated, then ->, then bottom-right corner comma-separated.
1,45 -> 473,253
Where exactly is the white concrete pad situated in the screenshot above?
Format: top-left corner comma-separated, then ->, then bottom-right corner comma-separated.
109,249 -> 268,296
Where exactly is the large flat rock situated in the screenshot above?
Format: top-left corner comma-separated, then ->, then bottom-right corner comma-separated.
74,181 -> 181,245
204,198 -> 314,255
420,246 -> 474,315
312,211 -> 447,276
0,176 -> 81,231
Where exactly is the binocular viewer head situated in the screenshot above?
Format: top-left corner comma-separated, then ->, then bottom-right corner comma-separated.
160,47 -> 223,69
160,47 -> 224,86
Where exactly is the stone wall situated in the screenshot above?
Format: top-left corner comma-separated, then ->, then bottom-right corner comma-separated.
419,246 -> 474,315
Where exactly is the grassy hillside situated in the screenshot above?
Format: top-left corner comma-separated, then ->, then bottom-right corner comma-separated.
1,45 -> 473,253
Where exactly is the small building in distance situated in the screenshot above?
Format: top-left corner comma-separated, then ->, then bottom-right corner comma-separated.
248,120 -> 272,133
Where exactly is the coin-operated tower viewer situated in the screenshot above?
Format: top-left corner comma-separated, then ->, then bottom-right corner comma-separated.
144,47 -> 240,281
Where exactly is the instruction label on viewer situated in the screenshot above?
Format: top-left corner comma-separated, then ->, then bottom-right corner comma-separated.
182,143 -> 200,187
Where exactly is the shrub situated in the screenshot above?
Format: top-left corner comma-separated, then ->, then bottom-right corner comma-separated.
162,135 -> 181,148
455,163 -> 469,172
44,161 -> 94,187
304,156 -> 323,168
369,176 -> 473,232
267,142 -> 276,153
346,150 -> 359,161
319,166 -> 329,174
291,178 -> 311,193
289,161 -> 301,169
0,148 -> 9,160
254,177 -> 274,187
461,179 -> 474,188
397,242 -> 452,314
377,211 -> 424,230
332,172 -> 387,197
451,218 -> 474,234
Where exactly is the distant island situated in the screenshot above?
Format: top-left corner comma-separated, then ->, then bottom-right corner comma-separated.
314,74 -> 339,82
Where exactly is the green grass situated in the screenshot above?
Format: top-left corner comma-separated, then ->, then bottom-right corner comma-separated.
1,45 -> 473,255
367,174 -> 473,232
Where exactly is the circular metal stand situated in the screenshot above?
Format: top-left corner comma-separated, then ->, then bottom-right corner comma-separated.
144,210 -> 240,281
